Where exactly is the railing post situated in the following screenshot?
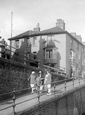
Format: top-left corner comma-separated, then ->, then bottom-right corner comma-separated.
37,90 -> 40,104
73,77 -> 74,88
12,88 -> 16,115
24,51 -> 26,65
79,76 -> 80,87
54,82 -> 56,95
65,79 -> 66,92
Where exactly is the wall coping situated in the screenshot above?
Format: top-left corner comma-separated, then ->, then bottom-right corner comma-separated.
17,83 -> 85,115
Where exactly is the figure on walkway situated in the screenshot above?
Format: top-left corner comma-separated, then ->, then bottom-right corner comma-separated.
36,71 -> 43,93
44,70 -> 52,95
28,71 -> 36,93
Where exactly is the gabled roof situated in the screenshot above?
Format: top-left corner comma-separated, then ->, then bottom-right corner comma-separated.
30,26 -> 66,37
36,26 -> 65,34
8,26 -> 85,47
8,30 -> 35,40
8,26 -> 66,40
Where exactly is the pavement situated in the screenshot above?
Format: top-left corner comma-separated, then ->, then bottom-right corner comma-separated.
0,78 -> 85,115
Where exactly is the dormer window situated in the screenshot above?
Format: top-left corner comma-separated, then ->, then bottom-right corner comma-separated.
45,49 -> 53,59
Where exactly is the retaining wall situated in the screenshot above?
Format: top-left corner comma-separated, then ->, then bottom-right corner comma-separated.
17,84 -> 85,115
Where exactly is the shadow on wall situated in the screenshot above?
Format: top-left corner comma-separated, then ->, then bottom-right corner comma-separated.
37,38 -> 45,68
57,51 -> 61,69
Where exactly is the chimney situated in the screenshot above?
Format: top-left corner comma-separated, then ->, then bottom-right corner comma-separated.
70,32 -> 77,38
56,19 -> 65,30
71,33 -> 82,42
76,35 -> 82,42
33,23 -> 40,32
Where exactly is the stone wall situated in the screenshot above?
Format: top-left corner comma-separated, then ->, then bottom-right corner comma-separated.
0,57 -> 67,102
0,58 -> 40,101
17,85 -> 85,115
0,58 -> 66,94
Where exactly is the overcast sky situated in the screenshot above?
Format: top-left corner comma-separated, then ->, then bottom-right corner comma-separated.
0,0 -> 85,43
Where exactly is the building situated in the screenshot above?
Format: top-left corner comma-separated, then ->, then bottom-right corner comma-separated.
0,38 -> 10,59
8,19 -> 85,78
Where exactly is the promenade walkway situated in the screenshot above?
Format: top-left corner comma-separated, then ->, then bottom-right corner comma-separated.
0,78 -> 85,115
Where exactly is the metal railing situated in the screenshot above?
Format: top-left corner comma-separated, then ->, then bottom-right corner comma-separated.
0,76 -> 85,115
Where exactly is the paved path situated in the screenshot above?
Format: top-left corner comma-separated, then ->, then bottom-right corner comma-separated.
0,78 -> 85,115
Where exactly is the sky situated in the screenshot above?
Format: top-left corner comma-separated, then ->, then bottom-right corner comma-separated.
0,0 -> 85,44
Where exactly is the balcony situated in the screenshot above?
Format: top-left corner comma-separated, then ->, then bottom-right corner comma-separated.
44,58 -> 57,64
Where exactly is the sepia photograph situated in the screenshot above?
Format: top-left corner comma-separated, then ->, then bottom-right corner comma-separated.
0,0 -> 85,115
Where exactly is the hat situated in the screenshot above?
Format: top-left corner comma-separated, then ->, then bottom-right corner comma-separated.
39,71 -> 41,74
32,71 -> 35,74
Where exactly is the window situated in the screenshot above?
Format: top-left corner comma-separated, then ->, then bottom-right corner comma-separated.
34,54 -> 37,60
33,37 -> 36,46
15,40 -> 19,49
70,39 -> 73,46
76,42 -> 79,50
27,52 -> 30,59
82,47 -> 84,53
33,52 -> 37,60
45,49 -> 53,59
47,35 -> 52,41
70,51 -> 72,58
21,39 -> 24,45
70,50 -> 75,60
27,38 -> 30,46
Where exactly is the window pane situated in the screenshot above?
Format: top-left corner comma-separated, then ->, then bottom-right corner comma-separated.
27,39 -> 30,46
46,51 -> 49,59
15,40 -> 19,49
45,49 -> 52,59
49,50 -> 52,58
33,37 -> 36,46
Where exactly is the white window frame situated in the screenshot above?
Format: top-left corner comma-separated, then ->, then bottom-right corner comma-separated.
70,50 -> 75,60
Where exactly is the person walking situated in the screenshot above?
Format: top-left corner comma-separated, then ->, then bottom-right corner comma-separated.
44,70 -> 52,95
28,71 -> 36,93
36,71 -> 43,93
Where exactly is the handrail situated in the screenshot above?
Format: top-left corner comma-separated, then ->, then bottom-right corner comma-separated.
0,76 -> 84,115
0,105 -> 13,111
0,77 -> 77,97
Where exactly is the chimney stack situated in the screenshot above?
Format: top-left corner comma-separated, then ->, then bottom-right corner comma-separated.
71,33 -> 82,42
70,33 -> 77,38
76,35 -> 82,42
33,23 -> 40,32
56,19 -> 65,30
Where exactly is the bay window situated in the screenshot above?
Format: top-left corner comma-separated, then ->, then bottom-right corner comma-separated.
45,49 -> 53,59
